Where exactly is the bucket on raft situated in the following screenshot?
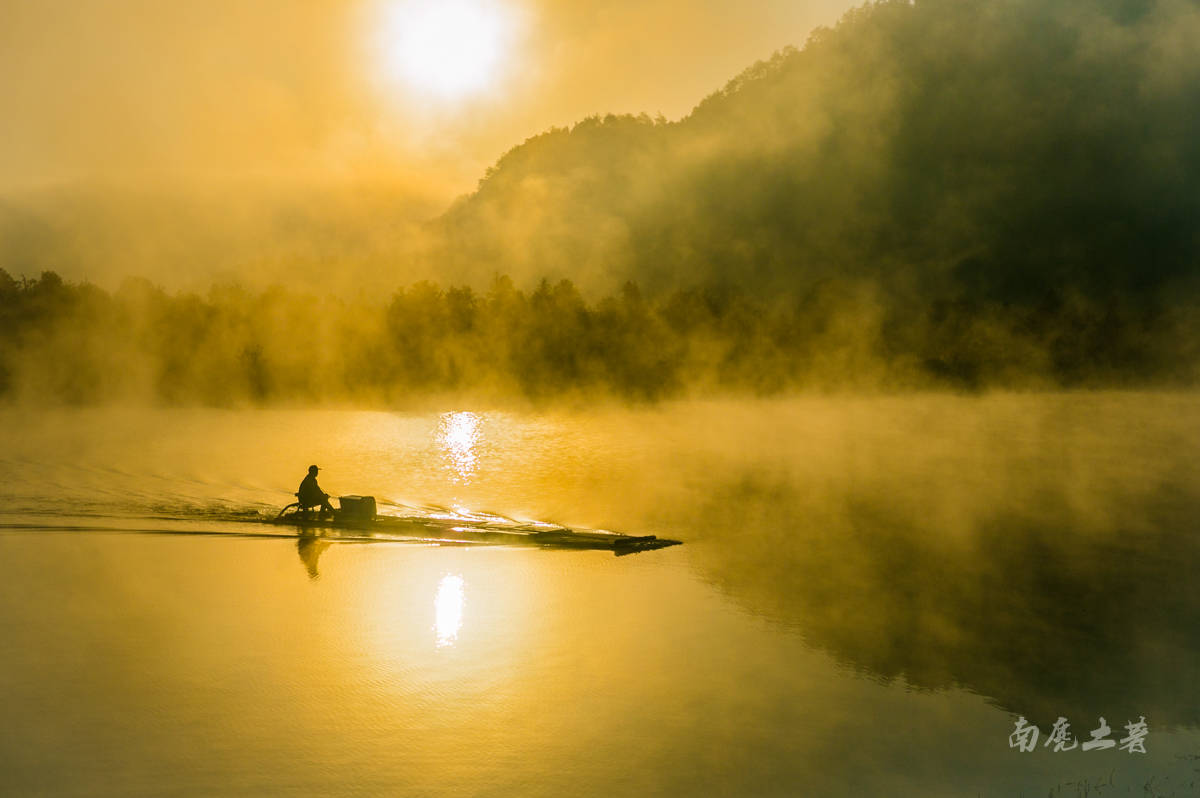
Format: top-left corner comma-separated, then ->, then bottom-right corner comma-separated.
338,495 -> 377,521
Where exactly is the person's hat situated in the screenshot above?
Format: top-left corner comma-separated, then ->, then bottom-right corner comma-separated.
309,464 -> 320,472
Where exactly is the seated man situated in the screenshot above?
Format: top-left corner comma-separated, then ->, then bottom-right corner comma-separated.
297,465 -> 335,517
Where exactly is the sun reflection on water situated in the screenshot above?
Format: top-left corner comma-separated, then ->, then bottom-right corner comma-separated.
435,574 -> 465,648
438,412 -> 481,484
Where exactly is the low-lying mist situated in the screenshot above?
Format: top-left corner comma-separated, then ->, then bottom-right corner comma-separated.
1,270 -> 1196,406
3,393 -> 1196,731
0,183 -> 438,295
586,395 -> 1200,730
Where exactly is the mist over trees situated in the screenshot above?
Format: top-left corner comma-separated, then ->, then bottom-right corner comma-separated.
2,0 -> 1200,403
1,269 -> 1195,406
437,0 -> 1200,304
0,184 -> 435,295
436,0 -> 1200,302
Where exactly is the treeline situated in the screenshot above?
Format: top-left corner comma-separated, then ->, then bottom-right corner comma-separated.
1,269 -> 1195,405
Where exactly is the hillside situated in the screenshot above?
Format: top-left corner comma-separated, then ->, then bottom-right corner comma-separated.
434,0 -> 1200,302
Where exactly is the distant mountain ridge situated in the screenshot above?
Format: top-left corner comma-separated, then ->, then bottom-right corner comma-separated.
433,0 -> 1200,301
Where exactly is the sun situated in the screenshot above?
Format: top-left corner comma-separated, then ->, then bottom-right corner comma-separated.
375,0 -> 519,103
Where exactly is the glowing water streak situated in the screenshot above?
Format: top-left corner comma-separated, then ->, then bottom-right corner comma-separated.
435,574 -> 465,648
438,411 -> 481,484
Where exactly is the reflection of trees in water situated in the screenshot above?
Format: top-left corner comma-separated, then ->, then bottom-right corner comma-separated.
689,467 -> 1200,730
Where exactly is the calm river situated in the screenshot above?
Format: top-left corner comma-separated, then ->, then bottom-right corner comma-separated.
1,394 -> 1198,796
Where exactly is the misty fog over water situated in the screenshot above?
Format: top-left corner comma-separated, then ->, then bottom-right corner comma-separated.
2,394 -> 1199,795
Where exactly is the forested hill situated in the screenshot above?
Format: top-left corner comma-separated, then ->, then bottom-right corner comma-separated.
3,0 -> 1200,404
434,0 -> 1200,302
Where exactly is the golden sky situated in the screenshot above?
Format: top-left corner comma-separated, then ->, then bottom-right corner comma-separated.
0,0 -> 852,205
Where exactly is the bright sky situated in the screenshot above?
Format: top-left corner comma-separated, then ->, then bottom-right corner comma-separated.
0,0 -> 853,206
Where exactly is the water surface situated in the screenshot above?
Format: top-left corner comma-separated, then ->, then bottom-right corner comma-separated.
2,395 -> 1198,796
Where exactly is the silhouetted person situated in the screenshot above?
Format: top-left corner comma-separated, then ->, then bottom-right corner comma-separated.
298,465 -> 335,517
